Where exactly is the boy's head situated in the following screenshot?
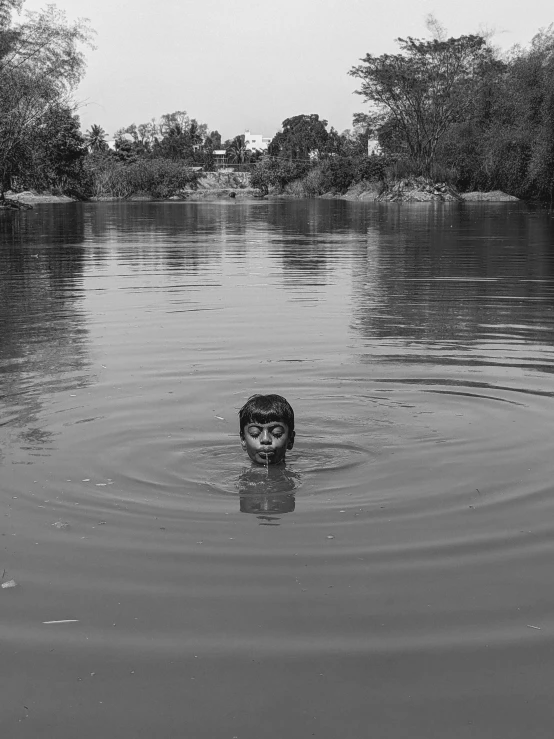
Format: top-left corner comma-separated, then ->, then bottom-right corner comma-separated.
239,394 -> 295,465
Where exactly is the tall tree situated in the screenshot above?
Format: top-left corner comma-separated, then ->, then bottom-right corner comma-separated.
349,34 -> 499,173
22,104 -> 86,192
269,114 -> 336,160
226,135 -> 250,164
153,111 -> 207,162
85,123 -> 107,153
0,0 -> 93,195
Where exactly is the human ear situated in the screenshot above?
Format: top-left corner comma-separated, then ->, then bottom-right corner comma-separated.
287,431 -> 295,450
240,433 -> 246,449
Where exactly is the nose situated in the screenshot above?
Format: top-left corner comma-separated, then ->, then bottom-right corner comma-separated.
260,429 -> 271,445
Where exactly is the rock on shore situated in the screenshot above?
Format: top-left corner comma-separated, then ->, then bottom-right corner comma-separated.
377,177 -> 462,202
342,178 -> 520,203
459,190 -> 519,201
4,190 -> 76,204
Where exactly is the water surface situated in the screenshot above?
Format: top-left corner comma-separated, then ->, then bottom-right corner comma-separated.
2,200 -> 554,737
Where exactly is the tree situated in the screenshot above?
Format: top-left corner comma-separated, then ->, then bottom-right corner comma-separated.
226,135 -> 250,164
85,123 -> 107,152
269,114 -> 336,160
250,157 -> 310,195
201,130 -> 222,170
0,0 -> 93,195
20,104 -> 86,192
433,25 -> 554,199
208,130 -> 222,149
349,34 -> 499,174
152,111 -> 207,162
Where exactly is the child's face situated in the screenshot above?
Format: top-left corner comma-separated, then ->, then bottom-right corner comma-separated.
240,420 -> 294,465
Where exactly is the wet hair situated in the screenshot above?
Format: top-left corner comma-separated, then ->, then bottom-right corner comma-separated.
239,394 -> 295,435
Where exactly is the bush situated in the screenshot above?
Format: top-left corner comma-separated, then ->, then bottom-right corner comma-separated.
251,154 -> 393,197
301,166 -> 326,196
250,158 -> 310,195
317,158 -> 355,193
306,155 -> 392,195
82,156 -> 200,199
284,179 -> 308,197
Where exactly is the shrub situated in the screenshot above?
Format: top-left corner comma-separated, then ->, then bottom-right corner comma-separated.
284,179 -> 308,197
317,158 -> 356,194
82,156 -> 200,199
250,158 -> 310,195
302,166 -> 326,196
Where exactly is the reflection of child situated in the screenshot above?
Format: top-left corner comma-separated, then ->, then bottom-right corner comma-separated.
237,464 -> 299,515
239,394 -> 295,466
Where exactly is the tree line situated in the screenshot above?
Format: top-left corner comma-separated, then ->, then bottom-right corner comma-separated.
2,1 -> 554,202
349,19 -> 554,202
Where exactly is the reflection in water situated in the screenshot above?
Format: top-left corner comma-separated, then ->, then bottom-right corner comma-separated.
237,464 -> 300,522
0,206 -> 90,452
352,203 -> 554,351
3,201 -> 554,738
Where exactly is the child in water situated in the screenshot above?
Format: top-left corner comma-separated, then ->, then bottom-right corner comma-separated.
239,394 -> 295,466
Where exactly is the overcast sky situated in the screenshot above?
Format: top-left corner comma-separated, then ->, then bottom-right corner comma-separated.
22,0 -> 554,140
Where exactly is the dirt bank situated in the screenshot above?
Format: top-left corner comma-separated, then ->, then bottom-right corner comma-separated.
459,190 -> 520,201
339,178 -> 519,203
3,190 -> 77,205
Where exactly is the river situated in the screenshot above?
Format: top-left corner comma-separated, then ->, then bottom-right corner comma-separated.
2,199 -> 554,738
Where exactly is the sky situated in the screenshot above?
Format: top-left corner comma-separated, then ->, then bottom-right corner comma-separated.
21,0 -> 554,140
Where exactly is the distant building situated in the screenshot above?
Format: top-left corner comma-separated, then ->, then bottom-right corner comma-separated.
367,138 -> 381,156
213,149 -> 227,166
244,130 -> 272,152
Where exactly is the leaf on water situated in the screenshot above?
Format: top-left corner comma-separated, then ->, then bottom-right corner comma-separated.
52,521 -> 70,529
1,580 -> 17,589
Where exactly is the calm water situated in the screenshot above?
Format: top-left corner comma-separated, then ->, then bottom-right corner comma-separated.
2,200 -> 554,737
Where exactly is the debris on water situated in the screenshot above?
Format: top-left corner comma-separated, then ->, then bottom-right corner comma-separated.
215,415 -> 225,420
43,619 -> 79,624
82,479 -> 90,482
326,535 -> 335,540
527,624 -> 541,630
1,579 -> 17,589
52,521 -> 70,529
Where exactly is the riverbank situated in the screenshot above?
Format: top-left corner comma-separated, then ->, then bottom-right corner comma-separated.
3,190 -> 77,204
1,178 -> 520,207
329,178 -> 519,203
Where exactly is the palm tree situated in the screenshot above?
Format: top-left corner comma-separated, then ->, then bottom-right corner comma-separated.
226,136 -> 251,165
85,124 -> 108,153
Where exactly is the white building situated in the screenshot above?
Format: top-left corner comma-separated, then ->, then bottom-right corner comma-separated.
367,138 -> 381,156
244,130 -> 272,152
213,149 -> 227,166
